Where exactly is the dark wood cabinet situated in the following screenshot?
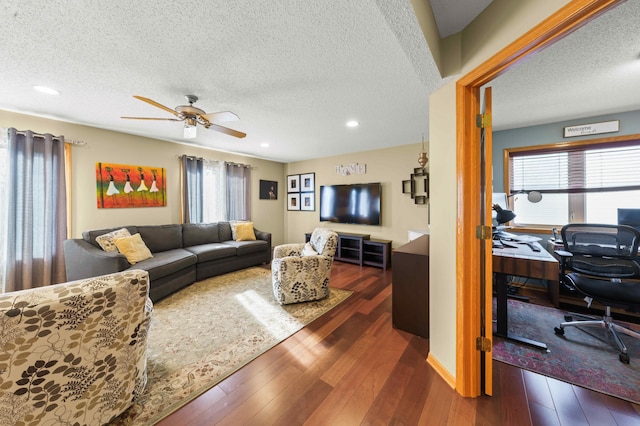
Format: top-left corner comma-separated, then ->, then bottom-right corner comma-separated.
392,235 -> 429,338
305,232 -> 391,271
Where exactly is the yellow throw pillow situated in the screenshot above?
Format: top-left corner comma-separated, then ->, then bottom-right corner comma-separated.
233,222 -> 256,241
114,233 -> 153,264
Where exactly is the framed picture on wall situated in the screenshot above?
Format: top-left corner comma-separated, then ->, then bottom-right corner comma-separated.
301,192 -> 315,211
287,193 -> 300,210
287,175 -> 300,193
259,180 -> 278,200
301,173 -> 315,192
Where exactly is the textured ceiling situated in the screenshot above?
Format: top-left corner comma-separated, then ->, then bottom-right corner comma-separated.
0,1 -> 637,163
489,0 -> 640,131
0,0 -> 446,163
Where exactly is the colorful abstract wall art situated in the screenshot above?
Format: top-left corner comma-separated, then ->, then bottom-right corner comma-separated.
96,162 -> 167,208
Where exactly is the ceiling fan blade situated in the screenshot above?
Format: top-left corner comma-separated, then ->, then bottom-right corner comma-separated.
201,111 -> 239,123
121,116 -> 182,121
133,95 -> 180,117
206,123 -> 247,138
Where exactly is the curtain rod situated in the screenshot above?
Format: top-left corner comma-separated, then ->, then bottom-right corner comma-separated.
12,129 -> 86,146
179,155 -> 252,168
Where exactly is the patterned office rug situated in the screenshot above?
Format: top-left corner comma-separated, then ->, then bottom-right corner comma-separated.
493,299 -> 640,405
111,267 -> 353,425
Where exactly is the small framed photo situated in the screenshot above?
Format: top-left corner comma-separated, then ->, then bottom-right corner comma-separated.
301,173 -> 315,192
287,193 -> 300,210
301,192 -> 315,211
259,180 -> 278,200
287,175 -> 300,193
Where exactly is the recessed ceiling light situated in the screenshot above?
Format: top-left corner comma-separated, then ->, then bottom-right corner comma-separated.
33,85 -> 60,95
346,120 -> 359,128
260,142 -> 270,148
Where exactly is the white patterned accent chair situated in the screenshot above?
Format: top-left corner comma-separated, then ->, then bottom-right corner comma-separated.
272,228 -> 339,305
0,269 -> 152,426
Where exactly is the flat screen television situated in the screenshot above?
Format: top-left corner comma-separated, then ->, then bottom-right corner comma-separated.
319,183 -> 381,225
617,208 -> 640,233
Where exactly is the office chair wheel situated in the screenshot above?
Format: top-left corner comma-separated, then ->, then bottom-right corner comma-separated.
554,327 -> 565,336
564,315 -> 573,322
620,353 -> 630,364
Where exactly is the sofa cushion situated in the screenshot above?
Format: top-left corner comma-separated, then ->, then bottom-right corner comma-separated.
131,248 -> 197,280
218,221 -> 233,242
115,233 -> 154,264
222,240 -> 269,256
83,226 -> 139,248
185,243 -> 237,263
182,223 -> 220,246
137,224 -> 183,253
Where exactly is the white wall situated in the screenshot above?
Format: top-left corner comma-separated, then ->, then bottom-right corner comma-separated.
427,82 -> 457,374
0,110 -> 286,245
425,0 -> 572,380
284,143 -> 430,247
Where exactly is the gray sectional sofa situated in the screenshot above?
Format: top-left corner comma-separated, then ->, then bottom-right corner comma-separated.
63,222 -> 271,302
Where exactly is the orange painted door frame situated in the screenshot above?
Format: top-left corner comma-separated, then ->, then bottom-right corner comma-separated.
455,0 -> 623,397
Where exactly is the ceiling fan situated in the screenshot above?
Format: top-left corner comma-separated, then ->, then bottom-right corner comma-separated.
121,95 -> 246,139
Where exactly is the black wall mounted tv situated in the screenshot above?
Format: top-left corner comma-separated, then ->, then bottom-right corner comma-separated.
319,183 -> 381,225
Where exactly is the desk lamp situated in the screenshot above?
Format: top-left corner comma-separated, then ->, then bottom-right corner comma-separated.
493,204 -> 516,225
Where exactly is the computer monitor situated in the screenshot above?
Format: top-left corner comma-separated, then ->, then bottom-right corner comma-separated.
617,208 -> 640,233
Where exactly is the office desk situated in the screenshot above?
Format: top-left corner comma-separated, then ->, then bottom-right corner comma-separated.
493,242 -> 558,350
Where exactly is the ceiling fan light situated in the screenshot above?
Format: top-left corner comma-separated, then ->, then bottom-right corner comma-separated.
184,122 -> 197,139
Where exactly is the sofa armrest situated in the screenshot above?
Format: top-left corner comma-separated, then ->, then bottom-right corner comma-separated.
63,238 -> 130,281
254,228 -> 272,261
273,243 -> 304,259
254,228 -> 271,245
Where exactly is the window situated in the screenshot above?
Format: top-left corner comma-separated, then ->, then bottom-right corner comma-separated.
181,156 -> 250,223
505,136 -> 640,227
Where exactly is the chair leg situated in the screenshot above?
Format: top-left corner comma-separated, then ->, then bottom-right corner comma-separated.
555,306 -> 638,364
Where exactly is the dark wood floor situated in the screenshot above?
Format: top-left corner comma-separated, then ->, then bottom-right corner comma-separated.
157,262 -> 640,425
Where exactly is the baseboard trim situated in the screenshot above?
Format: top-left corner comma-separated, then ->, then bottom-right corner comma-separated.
426,353 -> 456,389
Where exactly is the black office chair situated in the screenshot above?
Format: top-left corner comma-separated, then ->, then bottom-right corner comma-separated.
553,224 -> 640,363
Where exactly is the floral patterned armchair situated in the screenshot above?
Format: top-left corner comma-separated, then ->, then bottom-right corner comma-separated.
272,228 -> 338,304
0,269 -> 152,426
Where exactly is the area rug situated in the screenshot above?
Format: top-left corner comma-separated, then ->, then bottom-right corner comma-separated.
493,299 -> 640,405
112,267 -> 353,425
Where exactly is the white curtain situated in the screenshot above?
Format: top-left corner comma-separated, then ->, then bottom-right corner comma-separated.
3,128 -> 67,292
181,156 -> 230,223
203,160 -> 227,222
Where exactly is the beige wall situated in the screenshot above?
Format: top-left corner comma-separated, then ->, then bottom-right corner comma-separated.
284,143 -> 430,247
0,110 -> 286,245
425,0 -> 571,379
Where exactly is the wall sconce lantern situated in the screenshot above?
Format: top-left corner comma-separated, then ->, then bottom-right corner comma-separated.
418,135 -> 428,169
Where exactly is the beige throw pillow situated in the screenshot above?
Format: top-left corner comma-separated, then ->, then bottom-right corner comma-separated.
95,228 -> 131,252
232,222 -> 256,241
114,233 -> 153,264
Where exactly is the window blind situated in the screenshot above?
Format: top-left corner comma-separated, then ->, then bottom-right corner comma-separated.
509,141 -> 640,194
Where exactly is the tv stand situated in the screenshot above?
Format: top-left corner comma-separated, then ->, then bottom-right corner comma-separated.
305,232 -> 391,271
